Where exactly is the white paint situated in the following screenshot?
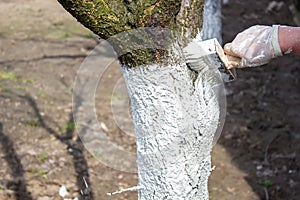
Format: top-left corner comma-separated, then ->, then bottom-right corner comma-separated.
107,186 -> 144,196
202,0 -> 223,44
121,61 -> 221,199
202,0 -> 236,81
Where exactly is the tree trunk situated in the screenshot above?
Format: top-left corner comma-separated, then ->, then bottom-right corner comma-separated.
122,61 -> 220,199
203,0 -> 222,43
58,1 -> 224,199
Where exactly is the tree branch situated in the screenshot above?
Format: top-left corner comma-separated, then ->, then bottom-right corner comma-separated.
57,1 -> 205,66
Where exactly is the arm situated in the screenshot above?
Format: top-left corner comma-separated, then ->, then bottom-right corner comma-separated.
224,25 -> 300,69
279,26 -> 300,55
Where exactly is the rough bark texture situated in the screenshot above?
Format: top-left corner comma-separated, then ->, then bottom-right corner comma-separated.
57,0 -> 204,67
122,62 -> 219,199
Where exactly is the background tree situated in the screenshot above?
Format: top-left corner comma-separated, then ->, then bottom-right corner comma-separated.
58,0 -> 223,199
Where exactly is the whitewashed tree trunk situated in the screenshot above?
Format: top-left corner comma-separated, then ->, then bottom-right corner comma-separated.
61,0 -> 224,199
122,61 -> 221,199
119,1 -> 223,199
203,0 -> 223,43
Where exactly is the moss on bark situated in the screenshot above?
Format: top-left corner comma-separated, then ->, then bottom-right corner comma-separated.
57,0 -> 204,67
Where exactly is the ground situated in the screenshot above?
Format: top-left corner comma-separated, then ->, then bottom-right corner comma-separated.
0,0 -> 299,200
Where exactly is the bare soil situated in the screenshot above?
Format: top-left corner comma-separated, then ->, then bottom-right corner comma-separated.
0,0 -> 299,200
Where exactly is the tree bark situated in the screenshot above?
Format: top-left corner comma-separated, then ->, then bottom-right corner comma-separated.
122,62 -> 219,199
202,0 -> 222,44
58,1 -> 223,199
57,0 -> 204,67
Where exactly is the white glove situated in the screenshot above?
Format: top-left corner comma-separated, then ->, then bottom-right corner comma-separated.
224,25 -> 283,68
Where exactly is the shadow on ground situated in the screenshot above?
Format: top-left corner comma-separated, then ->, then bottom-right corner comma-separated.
0,123 -> 33,200
18,94 -> 94,200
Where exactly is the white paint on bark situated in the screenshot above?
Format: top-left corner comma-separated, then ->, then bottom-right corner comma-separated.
203,0 -> 223,44
121,62 -> 221,199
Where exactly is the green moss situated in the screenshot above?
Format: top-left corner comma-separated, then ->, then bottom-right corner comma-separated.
57,0 -> 205,67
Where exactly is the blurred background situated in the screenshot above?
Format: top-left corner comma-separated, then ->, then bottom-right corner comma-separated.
0,0 -> 299,199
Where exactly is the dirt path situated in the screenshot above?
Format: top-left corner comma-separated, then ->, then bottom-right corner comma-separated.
0,0 -> 299,200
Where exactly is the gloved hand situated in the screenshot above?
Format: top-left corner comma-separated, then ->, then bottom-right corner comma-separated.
224,25 -> 283,69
